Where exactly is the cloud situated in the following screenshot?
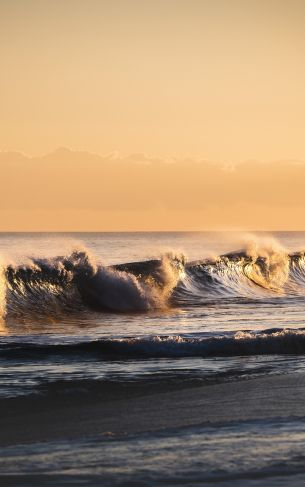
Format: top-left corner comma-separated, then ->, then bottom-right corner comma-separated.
0,149 -> 305,230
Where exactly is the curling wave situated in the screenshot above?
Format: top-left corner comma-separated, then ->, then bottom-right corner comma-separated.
3,249 -> 184,317
173,249 -> 305,304
2,243 -> 305,317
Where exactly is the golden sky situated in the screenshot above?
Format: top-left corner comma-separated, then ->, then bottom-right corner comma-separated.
1,1 -> 305,230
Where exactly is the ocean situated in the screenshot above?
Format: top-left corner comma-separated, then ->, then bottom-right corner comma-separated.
2,231 -> 305,486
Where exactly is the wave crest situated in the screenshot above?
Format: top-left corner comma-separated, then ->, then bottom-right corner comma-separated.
3,329 -> 305,358
3,239 -> 305,318
5,249 -> 185,316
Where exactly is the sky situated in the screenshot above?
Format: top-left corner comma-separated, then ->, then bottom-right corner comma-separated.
1,0 -> 305,230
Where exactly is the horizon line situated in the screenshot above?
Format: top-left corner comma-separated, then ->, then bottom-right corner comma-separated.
0,230 -> 305,234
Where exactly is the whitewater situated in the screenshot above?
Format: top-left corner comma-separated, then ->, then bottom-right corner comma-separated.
2,232 -> 305,486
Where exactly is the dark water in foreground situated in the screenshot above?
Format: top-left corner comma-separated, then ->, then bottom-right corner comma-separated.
2,231 -> 305,485
3,419 -> 305,487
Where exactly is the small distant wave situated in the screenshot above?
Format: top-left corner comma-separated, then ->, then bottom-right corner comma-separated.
3,329 -> 305,359
2,242 -> 305,319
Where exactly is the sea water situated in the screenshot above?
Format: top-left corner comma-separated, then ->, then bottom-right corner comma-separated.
1,231 -> 305,485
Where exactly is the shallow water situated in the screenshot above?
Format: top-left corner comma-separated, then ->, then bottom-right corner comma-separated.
2,419 -> 305,486
2,231 -> 305,485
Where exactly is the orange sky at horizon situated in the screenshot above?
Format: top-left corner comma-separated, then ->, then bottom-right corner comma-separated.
0,150 -> 305,231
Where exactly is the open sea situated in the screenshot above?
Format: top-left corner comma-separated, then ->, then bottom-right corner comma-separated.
2,231 -> 305,486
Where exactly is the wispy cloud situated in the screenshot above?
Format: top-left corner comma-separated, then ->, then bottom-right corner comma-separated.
0,149 -> 304,230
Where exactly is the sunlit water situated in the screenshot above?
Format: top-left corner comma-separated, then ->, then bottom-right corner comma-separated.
2,232 -> 305,485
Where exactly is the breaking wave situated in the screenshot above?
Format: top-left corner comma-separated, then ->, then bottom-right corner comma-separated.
4,249 -> 184,317
3,329 -> 305,358
2,240 -> 305,318
173,242 -> 305,304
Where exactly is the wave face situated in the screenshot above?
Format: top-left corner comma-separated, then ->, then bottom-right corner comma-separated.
2,243 -> 305,318
3,250 -> 184,318
174,249 -> 305,304
2,329 -> 305,359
